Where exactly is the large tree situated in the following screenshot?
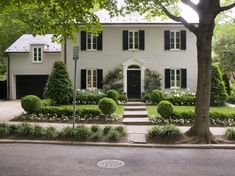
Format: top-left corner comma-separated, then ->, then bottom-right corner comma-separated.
0,12 -> 29,77
126,0 -> 235,143
213,22 -> 235,74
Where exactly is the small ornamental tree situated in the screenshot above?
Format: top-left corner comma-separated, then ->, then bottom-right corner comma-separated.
44,61 -> 72,105
210,64 -> 227,106
222,73 -> 231,96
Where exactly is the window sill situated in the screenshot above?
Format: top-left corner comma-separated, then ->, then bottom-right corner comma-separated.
32,61 -> 43,64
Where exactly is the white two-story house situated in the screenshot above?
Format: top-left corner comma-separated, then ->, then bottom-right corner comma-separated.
5,10 -> 197,100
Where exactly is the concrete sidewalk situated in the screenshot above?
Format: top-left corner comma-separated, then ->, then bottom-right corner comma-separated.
6,121 -> 228,143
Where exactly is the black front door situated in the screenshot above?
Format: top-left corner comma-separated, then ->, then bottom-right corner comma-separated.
127,70 -> 141,99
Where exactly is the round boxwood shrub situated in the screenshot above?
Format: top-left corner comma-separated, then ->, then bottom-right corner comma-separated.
98,97 -> 117,116
151,89 -> 164,104
157,100 -> 174,118
107,90 -> 119,101
21,95 -> 41,114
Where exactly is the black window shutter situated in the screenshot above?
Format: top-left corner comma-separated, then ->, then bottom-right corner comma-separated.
181,30 -> 186,50
165,69 -> 171,89
81,31 -> 86,51
123,30 -> 128,50
97,31 -> 103,50
81,69 -> 87,89
181,69 -> 187,88
164,30 -> 170,50
97,69 -> 103,89
139,30 -> 145,50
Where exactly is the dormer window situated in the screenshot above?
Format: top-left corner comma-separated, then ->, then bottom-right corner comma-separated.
33,47 -> 43,63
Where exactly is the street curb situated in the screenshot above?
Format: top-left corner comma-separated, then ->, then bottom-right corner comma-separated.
1,139 -> 235,149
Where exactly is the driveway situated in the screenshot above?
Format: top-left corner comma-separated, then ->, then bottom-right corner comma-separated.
0,101 -> 24,121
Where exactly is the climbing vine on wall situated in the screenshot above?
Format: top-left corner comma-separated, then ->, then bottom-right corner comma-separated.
144,69 -> 162,93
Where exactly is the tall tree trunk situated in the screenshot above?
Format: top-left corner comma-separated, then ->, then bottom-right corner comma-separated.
187,22 -> 218,143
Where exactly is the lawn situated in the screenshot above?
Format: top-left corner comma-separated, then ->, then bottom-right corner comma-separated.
60,105 -> 124,117
146,105 -> 235,118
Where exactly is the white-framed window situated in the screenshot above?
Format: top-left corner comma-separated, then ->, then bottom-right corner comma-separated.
170,69 -> 181,88
87,69 -> 97,89
129,30 -> 139,50
33,47 -> 43,63
170,31 -> 181,50
87,33 -> 97,50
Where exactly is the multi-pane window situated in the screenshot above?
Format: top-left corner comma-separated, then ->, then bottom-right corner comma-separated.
170,69 -> 181,88
170,31 -> 180,49
33,47 -> 42,62
129,31 -> 139,50
87,33 -> 97,50
87,69 -> 97,89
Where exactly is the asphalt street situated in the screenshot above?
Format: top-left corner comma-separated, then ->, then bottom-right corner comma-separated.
0,144 -> 234,176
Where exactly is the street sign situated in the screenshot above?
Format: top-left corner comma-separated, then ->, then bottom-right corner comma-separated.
73,46 -> 79,60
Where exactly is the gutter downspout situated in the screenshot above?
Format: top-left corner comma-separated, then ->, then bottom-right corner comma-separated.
64,36 -> 67,64
6,53 -> 10,100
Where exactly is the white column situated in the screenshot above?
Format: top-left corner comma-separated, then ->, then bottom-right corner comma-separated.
123,66 -> 127,93
141,66 -> 145,95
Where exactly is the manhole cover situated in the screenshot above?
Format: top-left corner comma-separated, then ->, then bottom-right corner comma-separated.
97,159 -> 125,169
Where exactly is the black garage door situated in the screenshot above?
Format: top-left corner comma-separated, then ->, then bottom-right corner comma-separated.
16,75 -> 48,99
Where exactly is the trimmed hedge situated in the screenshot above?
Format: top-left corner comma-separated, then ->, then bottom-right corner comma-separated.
157,101 -> 174,118
143,90 -> 196,106
152,110 -> 235,126
21,95 -> 42,113
107,89 -> 119,101
98,97 -> 117,116
36,106 -> 101,120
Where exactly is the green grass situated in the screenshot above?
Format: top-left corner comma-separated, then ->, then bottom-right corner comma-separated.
146,105 -> 235,118
60,105 -> 124,117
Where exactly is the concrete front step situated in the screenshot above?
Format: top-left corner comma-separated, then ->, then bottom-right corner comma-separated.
124,111 -> 148,118
128,99 -> 142,102
128,133 -> 147,143
123,118 -> 151,125
125,102 -> 145,106
124,106 -> 146,111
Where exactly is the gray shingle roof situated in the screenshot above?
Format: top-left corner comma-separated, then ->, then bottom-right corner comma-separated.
96,10 -> 197,24
5,34 -> 61,53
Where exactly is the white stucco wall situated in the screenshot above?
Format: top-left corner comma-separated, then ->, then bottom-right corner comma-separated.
9,50 -> 61,99
66,24 -> 197,93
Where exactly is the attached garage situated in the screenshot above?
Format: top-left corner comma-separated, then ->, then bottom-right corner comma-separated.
16,75 -> 48,99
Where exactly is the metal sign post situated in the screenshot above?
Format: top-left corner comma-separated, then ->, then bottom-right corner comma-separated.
72,46 -> 79,129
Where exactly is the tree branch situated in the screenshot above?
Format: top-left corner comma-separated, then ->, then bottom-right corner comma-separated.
220,2 -> 235,12
161,5 -> 198,34
181,0 -> 198,12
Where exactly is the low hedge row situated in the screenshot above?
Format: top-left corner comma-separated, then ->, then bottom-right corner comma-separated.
37,106 -> 101,119
152,110 -> 235,126
76,90 -> 128,105
0,123 -> 126,142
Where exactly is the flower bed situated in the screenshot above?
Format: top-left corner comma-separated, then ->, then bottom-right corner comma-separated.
13,105 -> 124,124
147,106 -> 235,126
